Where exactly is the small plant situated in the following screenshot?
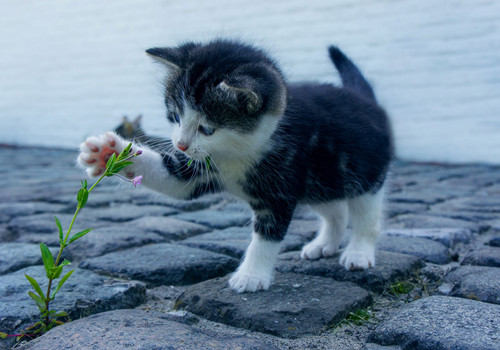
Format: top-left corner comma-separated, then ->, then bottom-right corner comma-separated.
331,307 -> 376,331
187,156 -> 212,171
390,281 -> 414,296
0,143 -> 141,342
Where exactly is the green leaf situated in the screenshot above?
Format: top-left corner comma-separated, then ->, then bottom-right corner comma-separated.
40,243 -> 54,277
67,228 -> 93,245
205,156 -> 211,171
187,158 -> 193,167
105,152 -> 117,171
53,311 -> 69,318
77,188 -> 89,208
59,259 -> 71,267
25,274 -> 45,301
117,143 -> 133,161
28,291 -> 46,312
0,332 -> 7,339
49,265 -> 64,279
54,216 -> 64,244
50,270 -> 75,299
110,160 -> 133,175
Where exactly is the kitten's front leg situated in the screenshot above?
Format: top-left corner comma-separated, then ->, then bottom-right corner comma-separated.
77,132 -> 198,199
229,208 -> 293,293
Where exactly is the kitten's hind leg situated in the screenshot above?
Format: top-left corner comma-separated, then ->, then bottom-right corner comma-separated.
340,189 -> 384,270
301,200 -> 348,260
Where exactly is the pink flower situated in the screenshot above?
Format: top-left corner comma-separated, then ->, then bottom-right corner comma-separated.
132,175 -> 143,187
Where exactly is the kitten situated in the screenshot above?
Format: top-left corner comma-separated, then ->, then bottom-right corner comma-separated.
78,39 -> 392,293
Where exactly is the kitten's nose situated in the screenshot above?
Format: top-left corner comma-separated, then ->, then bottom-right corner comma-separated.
177,142 -> 189,152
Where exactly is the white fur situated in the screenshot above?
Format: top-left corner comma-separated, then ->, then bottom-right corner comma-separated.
340,188 -> 385,269
300,189 -> 384,270
301,200 -> 348,259
229,232 -> 281,293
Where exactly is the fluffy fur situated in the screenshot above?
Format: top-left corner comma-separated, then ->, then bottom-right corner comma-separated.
78,39 -> 393,293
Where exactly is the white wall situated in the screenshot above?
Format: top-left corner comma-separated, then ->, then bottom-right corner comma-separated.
1,0 -> 499,163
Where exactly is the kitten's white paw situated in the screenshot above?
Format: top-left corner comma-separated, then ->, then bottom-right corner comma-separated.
339,244 -> 375,270
229,270 -> 271,293
77,132 -> 127,177
300,240 -> 338,260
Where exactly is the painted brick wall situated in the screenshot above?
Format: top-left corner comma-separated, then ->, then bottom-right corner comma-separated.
0,0 -> 499,163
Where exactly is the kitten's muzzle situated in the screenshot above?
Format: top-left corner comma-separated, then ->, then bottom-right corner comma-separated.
177,142 -> 189,152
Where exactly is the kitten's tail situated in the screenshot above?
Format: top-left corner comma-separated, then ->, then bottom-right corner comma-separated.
328,46 -> 376,102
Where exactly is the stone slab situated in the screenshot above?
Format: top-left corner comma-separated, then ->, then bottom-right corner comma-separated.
0,243 -> 44,275
7,213 -> 104,236
377,235 -> 451,264
127,216 -> 211,240
175,209 -> 252,229
63,227 -> 166,261
461,247 -> 500,267
91,204 -> 177,222
18,309 -> 278,350
439,265 -> 500,304
367,296 -> 500,350
383,227 -> 474,248
490,236 -> 500,247
0,266 -> 146,336
79,243 -> 239,287
387,214 -> 486,233
179,226 -> 309,259
276,250 -> 423,293
176,273 -> 372,338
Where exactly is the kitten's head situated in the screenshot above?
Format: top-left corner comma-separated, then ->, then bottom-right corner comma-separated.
147,39 -> 286,162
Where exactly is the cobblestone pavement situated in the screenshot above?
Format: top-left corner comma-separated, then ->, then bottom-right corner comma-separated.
0,146 -> 499,349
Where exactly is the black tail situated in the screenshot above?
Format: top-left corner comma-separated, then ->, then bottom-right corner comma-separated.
328,46 -> 376,102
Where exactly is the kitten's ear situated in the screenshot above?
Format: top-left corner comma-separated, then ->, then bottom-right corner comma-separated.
218,81 -> 262,114
133,114 -> 142,128
146,47 -> 182,70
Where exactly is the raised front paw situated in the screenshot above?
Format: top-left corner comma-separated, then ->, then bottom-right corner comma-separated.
228,270 -> 272,293
78,132 -> 126,177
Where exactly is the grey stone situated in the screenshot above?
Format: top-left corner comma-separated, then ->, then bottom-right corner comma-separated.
276,250 -> 423,292
176,273 -> 372,338
18,309 -> 278,350
0,243 -> 45,275
0,202 -> 68,219
79,243 -> 238,287
15,232 -> 61,247
387,214 -> 486,233
0,266 -> 146,336
462,247 -> 500,267
127,216 -> 211,240
367,296 -> 500,350
287,219 -> 320,239
134,193 -> 227,211
7,213 -> 104,236
363,344 -> 401,350
176,209 -> 251,229
91,204 -> 177,222
179,226 -> 309,259
388,189 -> 451,205
490,236 -> 500,247
440,265 -> 500,304
383,227 -> 474,247
63,227 -> 166,261
377,235 -> 451,264
385,201 -> 427,218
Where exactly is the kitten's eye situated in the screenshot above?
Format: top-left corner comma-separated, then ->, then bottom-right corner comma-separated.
198,125 -> 215,136
173,113 -> 181,124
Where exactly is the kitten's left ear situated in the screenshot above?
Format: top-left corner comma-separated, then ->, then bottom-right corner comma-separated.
146,47 -> 183,70
218,81 -> 262,114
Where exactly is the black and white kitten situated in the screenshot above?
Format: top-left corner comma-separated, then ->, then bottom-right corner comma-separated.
78,39 -> 392,293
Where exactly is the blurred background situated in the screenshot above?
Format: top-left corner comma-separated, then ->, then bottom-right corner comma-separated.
0,0 -> 499,163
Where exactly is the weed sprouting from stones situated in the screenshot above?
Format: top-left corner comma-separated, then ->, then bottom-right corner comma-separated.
0,144 -> 141,343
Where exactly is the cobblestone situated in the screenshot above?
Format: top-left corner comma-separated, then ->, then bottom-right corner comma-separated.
1,147 -> 500,349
